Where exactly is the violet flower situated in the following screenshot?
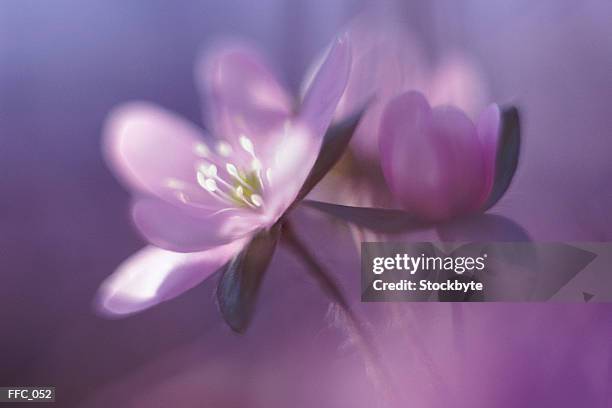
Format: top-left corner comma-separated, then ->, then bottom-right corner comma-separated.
304,14 -> 493,239
379,91 -> 519,222
303,90 -> 520,235
331,12 -> 488,163
96,36 -> 363,332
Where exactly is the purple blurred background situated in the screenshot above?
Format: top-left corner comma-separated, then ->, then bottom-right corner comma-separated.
1,0 -> 611,406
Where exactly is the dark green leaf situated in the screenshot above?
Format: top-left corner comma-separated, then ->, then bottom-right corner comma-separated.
482,106 -> 521,211
216,224 -> 280,333
303,199 -> 432,233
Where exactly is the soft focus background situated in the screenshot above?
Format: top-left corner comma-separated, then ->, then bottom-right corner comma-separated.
1,0 -> 611,406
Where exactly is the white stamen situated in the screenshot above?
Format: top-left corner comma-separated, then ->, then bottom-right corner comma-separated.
203,177 -> 218,192
194,142 -> 210,157
251,194 -> 263,207
196,172 -> 207,189
206,165 -> 218,178
198,176 -> 236,205
224,162 -> 252,190
251,158 -> 262,170
198,173 -> 225,198
198,163 -> 217,178
198,167 -> 246,203
194,140 -> 266,211
233,185 -> 257,209
266,168 -> 273,184
239,135 -> 255,155
213,173 -> 234,191
216,141 -> 233,157
250,159 -> 265,191
226,163 -> 238,177
216,189 -> 236,203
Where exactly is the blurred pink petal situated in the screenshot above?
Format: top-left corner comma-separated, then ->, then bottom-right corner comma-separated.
427,53 -> 489,119
300,34 -> 352,141
380,91 -> 485,221
430,106 -> 486,214
334,13 -> 488,162
96,240 -> 245,316
266,35 -> 352,216
103,102 -> 223,211
132,198 -> 263,252
379,91 -> 431,200
262,122 -> 321,215
334,16 -> 427,161
197,41 -> 293,157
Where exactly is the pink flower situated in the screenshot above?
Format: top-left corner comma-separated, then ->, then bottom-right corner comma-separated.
96,36 -> 353,329
379,91 -> 519,222
333,13 -> 488,162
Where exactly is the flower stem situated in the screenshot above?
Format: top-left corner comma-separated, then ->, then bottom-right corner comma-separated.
281,221 -> 394,402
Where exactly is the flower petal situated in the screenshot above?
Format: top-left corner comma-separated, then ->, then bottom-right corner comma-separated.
261,121 -> 322,217
132,198 -> 263,253
197,41 -> 292,154
299,34 -> 352,142
427,53 -> 489,119
379,91 -> 432,208
96,241 -> 245,317
379,91 -> 485,221
335,16 -> 427,161
103,102 -> 222,211
260,35 -> 352,217
431,106 -> 486,214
